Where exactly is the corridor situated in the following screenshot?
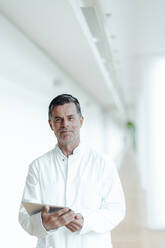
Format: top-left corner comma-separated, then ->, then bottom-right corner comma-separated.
112,149 -> 165,248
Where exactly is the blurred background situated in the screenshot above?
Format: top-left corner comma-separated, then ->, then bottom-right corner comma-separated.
0,0 -> 165,247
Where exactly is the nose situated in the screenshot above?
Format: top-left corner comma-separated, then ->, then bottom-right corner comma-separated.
62,118 -> 69,128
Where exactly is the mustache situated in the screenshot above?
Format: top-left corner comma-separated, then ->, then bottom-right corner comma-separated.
59,128 -> 72,132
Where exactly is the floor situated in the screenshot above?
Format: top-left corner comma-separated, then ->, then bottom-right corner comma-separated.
112,149 -> 165,248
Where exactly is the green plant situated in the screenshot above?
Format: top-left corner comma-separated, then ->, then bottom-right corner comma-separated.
126,121 -> 136,149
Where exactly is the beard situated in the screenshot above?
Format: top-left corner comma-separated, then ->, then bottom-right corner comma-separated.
55,129 -> 79,146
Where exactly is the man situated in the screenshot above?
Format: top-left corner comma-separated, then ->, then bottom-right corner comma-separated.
19,94 -> 125,248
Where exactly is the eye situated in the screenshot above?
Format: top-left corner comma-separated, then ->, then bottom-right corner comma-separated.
68,116 -> 74,120
55,117 -> 62,122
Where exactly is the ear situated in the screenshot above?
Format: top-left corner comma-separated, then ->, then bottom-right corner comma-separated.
80,116 -> 84,128
48,120 -> 54,131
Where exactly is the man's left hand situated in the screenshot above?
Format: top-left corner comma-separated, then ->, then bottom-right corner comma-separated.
65,213 -> 84,232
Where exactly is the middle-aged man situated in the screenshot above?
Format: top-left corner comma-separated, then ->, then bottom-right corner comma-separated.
19,94 -> 125,248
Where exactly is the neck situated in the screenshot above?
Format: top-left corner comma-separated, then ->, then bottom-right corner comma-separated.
58,138 -> 80,157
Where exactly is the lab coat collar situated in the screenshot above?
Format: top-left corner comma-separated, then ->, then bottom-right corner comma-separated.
54,140 -> 84,159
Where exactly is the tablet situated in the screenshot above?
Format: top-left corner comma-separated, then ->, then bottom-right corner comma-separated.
22,201 -> 64,216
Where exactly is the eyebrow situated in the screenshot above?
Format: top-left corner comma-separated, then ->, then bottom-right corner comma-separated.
54,114 -> 75,118
54,116 -> 62,119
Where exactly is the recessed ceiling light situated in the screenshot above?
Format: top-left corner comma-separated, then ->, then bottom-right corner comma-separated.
53,79 -> 62,87
110,35 -> 116,39
105,13 -> 112,18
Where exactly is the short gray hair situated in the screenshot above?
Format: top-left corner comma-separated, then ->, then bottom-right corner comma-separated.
48,94 -> 82,120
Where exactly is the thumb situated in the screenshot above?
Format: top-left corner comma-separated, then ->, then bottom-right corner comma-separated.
75,213 -> 82,219
43,205 -> 50,214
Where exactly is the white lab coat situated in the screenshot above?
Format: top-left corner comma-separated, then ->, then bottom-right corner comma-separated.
19,143 -> 125,248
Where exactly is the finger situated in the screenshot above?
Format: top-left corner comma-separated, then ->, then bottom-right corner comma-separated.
66,223 -> 79,231
43,205 -> 50,214
53,208 -> 70,217
59,210 -> 76,225
71,217 -> 83,224
66,223 -> 77,232
66,225 -> 75,232
69,222 -> 79,228
67,219 -> 82,228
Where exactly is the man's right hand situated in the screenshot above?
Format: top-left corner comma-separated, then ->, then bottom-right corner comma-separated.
41,206 -> 76,231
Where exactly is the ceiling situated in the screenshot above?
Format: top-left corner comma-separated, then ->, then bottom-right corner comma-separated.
0,0 -> 164,121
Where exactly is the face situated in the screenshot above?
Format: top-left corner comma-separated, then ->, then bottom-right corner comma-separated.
49,102 -> 84,146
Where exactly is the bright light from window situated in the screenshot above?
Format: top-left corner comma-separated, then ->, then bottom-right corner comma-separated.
147,57 -> 165,228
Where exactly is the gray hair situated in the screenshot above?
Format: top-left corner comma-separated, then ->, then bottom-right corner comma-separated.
48,94 -> 82,120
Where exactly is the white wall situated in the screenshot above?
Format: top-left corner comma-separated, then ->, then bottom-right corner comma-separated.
136,56 -> 165,229
0,13 -> 124,247
104,112 -> 125,169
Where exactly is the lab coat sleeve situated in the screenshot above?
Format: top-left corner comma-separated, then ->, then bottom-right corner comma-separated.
18,161 -> 56,238
19,204 -> 49,238
79,161 -> 126,235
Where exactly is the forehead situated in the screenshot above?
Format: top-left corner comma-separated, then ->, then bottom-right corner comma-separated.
52,102 -> 78,116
